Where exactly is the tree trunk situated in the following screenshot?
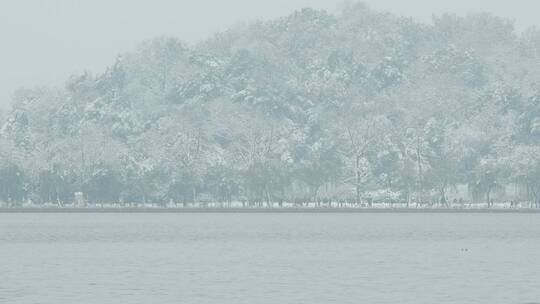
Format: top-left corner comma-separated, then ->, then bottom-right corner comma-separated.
440,187 -> 448,208
486,188 -> 491,208
355,155 -> 361,205
416,134 -> 423,191
264,184 -> 272,208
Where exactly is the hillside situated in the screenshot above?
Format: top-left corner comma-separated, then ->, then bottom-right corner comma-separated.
1,3 -> 540,207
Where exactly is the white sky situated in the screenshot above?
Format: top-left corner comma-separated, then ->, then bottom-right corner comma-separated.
1,0 -> 540,109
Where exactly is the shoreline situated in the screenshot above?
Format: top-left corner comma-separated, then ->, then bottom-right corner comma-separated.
1,207 -> 540,214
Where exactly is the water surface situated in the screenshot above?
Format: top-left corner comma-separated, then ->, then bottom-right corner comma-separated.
1,213 -> 539,304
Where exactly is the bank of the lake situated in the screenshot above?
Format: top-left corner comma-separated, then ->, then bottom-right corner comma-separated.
2,207 -> 540,213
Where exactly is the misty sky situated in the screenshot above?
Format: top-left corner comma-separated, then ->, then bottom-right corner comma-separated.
1,0 -> 540,109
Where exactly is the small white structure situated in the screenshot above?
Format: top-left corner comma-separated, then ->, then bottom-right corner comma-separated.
74,192 -> 86,207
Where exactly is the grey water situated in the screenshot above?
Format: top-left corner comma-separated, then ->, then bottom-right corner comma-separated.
1,213 -> 539,304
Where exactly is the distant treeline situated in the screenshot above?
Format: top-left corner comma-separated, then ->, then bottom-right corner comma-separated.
1,3 -> 540,207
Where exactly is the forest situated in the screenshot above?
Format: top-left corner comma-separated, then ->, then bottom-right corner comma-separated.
1,3 -> 540,208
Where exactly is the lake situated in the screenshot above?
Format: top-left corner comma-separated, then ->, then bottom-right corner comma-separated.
1,213 -> 539,304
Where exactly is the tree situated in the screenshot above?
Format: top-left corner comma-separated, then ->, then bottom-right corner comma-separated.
422,118 -> 462,207
508,146 -> 540,208
2,3 -> 540,207
469,157 -> 508,207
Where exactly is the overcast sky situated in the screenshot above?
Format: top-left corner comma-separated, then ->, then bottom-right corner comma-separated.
1,0 -> 540,109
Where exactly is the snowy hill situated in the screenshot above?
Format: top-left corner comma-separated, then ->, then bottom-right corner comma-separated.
1,4 -> 540,207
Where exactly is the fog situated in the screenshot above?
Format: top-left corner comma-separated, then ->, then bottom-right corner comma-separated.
3,2 -> 540,303
1,0 -> 540,109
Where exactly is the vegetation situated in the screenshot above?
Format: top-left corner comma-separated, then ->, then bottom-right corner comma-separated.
1,3 -> 540,207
